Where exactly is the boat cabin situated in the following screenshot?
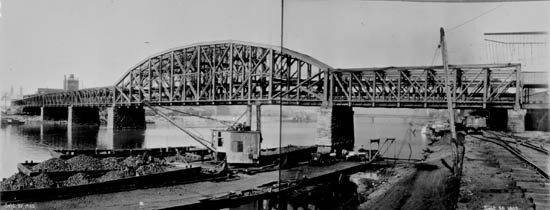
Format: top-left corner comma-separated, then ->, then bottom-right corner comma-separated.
212,130 -> 261,165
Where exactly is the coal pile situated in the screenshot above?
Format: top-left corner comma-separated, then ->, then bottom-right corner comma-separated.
101,157 -> 123,170
96,169 -> 136,182
67,155 -> 103,171
32,158 -> 70,171
32,173 -> 55,189
164,153 -> 200,163
64,173 -> 91,186
0,173 -> 35,191
122,155 -> 145,168
136,163 -> 165,175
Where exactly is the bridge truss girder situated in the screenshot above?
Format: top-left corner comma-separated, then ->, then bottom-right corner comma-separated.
329,64 -> 521,109
12,41 -> 522,109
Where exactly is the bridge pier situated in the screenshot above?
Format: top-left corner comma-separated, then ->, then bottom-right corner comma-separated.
106,106 -> 146,129
315,106 -> 354,154
486,108 -> 526,133
507,109 -> 526,133
67,106 -> 100,128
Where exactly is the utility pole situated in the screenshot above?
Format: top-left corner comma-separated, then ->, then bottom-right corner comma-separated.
440,27 -> 457,140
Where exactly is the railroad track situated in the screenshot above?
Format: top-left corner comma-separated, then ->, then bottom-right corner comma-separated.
469,131 -> 550,209
470,132 -> 549,181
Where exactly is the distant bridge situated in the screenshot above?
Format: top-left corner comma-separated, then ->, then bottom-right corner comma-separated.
12,40 -> 545,109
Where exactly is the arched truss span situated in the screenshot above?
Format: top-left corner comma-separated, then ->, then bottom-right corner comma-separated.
114,40 -> 332,106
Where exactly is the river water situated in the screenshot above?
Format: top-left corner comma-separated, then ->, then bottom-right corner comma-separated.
0,113 -> 432,179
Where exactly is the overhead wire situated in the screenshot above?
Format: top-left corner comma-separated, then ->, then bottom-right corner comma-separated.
447,3 -> 505,33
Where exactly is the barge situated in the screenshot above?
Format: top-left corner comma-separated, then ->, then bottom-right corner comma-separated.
1,165 -> 222,204
49,146 -> 208,159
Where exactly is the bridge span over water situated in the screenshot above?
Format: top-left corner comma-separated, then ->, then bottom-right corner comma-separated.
11,40 -> 548,140
14,40 -> 536,110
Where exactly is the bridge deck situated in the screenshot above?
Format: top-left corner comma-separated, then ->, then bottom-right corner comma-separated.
11,41 -> 534,109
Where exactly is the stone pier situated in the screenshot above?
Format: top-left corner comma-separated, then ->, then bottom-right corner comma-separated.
507,109 -> 526,133
486,108 -> 527,133
315,106 -> 355,154
106,106 -> 146,129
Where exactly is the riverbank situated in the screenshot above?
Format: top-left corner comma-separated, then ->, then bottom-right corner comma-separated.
353,134 -> 458,210
457,131 -> 550,210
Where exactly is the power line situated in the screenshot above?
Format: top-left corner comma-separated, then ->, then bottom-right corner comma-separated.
447,3 -> 504,33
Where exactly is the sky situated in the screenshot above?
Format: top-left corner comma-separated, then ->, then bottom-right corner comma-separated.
1,0 -> 549,95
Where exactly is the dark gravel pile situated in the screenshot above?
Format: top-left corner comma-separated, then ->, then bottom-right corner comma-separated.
67,155 -> 103,171
96,169 -> 135,182
0,173 -> 35,191
64,173 -> 91,186
101,157 -> 123,170
122,155 -> 145,168
136,163 -> 165,175
32,158 -> 70,171
32,173 -> 55,189
164,153 -> 200,163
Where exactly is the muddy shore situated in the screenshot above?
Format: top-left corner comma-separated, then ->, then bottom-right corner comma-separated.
352,131 -> 549,210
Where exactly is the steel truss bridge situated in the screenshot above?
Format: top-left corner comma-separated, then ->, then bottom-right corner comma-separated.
14,40 -> 528,109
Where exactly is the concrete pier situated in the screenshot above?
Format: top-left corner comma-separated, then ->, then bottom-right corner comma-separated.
507,109 -> 526,133
315,106 -> 355,154
106,106 -> 146,129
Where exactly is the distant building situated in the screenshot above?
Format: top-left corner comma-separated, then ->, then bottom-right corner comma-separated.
64,74 -> 79,91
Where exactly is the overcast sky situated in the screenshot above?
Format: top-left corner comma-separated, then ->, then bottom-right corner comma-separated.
1,0 -> 549,95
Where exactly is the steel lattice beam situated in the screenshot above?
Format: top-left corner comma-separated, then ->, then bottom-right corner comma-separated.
12,41 -> 522,109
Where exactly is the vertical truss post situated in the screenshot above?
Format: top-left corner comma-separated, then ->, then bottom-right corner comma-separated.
170,52 -> 174,102
372,73 -> 376,107
329,72 -> 334,106
348,73 -> 352,106
515,65 -> 521,110
424,69 -> 428,108
138,65 -> 142,103
397,71 -> 401,107
196,47 -> 201,101
323,69 -> 330,106
268,48 -> 273,102
148,59 -> 152,102
229,44 -> 234,101
182,51 -> 187,101
158,56 -> 162,102
129,70 -> 133,103
248,47 -> 252,103
452,68 -> 457,108
212,47 -> 216,101
483,68 -> 488,109
297,60 -> 301,104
